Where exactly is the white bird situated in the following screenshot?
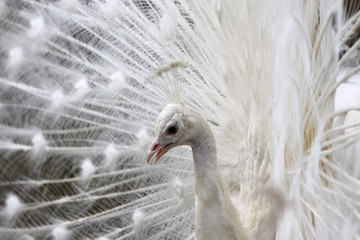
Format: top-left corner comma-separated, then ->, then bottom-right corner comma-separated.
147,103 -> 249,240
0,0 -> 359,240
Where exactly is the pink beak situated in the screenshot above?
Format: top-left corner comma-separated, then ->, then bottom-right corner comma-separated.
147,139 -> 173,165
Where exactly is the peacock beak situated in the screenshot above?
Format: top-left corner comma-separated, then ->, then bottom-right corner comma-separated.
147,140 -> 174,165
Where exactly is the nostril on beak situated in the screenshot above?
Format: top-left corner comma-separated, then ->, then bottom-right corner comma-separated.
151,141 -> 159,151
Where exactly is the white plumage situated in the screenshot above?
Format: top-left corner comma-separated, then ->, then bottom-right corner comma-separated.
147,104 -> 250,239
0,0 -> 359,239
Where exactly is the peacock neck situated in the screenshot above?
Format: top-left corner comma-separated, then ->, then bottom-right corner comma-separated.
188,114 -> 224,195
189,116 -> 248,240
191,125 -> 218,181
186,111 -> 219,179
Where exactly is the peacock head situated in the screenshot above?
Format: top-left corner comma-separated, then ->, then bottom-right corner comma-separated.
147,103 -> 190,165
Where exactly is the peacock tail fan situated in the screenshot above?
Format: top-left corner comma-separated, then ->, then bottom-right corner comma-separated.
0,0 -> 359,240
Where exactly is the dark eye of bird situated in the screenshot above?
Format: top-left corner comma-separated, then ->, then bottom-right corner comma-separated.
167,125 -> 178,135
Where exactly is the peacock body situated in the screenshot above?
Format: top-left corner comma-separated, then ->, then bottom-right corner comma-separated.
0,0 -> 359,239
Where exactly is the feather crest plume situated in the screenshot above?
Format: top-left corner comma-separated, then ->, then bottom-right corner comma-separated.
147,60 -> 187,104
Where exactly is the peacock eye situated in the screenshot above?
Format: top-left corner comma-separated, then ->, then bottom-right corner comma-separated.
166,125 -> 178,135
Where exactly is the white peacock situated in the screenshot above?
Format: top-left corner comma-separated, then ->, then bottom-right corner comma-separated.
0,0 -> 359,240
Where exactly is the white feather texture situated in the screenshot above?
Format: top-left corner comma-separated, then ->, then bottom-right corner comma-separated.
0,0 -> 359,239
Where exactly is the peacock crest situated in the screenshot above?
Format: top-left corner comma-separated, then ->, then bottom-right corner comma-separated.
146,60 -> 187,104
